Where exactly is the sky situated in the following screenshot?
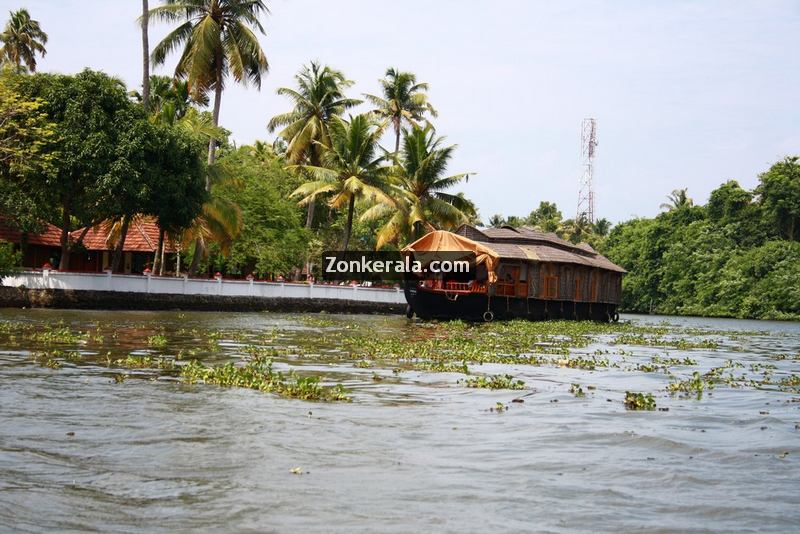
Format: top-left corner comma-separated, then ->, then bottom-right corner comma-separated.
3,0 -> 798,224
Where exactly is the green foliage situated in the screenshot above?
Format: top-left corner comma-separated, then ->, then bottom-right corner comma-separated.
757,157 -> 800,241
0,9 -> 48,72
667,371 -> 713,398
0,243 -> 21,279
213,147 -> 309,276
364,125 -> 472,248
460,374 -> 525,390
180,355 -> 350,402
624,391 -> 656,410
268,61 -> 359,165
12,69 -> 206,268
15,70 -> 136,228
365,67 -> 437,152
0,71 -> 56,228
147,334 -> 168,348
570,383 -> 586,397
291,114 -> 395,251
602,163 -> 800,320
132,75 -> 208,125
148,0 -> 270,99
526,201 -> 562,232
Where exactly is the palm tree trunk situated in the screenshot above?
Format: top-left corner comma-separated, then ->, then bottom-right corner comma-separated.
58,201 -> 71,270
303,145 -> 323,229
160,234 -> 167,275
394,118 -> 401,154
189,60 -> 224,276
342,196 -> 355,252
141,0 -> 150,112
305,196 -> 315,229
110,215 -> 131,273
188,239 -> 203,275
207,61 -> 223,170
153,226 -> 164,274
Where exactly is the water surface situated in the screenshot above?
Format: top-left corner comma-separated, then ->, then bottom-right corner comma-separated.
1,309 -> 798,532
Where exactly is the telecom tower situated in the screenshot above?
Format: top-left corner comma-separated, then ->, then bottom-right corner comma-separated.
577,118 -> 597,224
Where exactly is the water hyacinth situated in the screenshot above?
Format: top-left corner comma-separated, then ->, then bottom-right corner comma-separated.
180,356 -> 350,402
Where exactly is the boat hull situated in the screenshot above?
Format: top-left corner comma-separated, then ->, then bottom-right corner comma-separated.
405,284 -> 618,322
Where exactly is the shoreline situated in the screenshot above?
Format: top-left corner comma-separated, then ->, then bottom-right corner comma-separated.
1,286 -> 796,322
0,286 -> 405,315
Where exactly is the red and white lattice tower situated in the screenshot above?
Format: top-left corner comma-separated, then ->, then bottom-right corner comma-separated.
577,118 -> 597,224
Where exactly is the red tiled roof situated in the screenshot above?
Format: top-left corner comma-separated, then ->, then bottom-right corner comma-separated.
73,217 -> 176,253
0,218 -> 63,247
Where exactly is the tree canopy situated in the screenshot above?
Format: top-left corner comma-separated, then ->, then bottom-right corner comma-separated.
10,69 -> 207,269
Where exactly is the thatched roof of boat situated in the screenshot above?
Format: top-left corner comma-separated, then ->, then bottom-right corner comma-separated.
454,224 -> 626,273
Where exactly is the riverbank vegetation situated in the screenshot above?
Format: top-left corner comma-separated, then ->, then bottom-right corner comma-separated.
491,162 -> 800,321
1,4 -> 798,320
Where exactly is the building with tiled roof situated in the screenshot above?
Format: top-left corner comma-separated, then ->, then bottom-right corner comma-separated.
0,218 -> 63,269
1,216 -> 176,274
71,217 -> 176,273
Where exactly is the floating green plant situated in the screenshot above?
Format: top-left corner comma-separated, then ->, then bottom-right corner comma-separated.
113,354 -> 175,370
147,334 -> 168,348
30,325 -> 87,345
624,391 -> 656,410
489,402 -> 508,412
32,352 -> 61,369
667,371 -> 714,398
570,383 -> 586,397
460,374 -> 525,390
180,357 -> 350,402
31,349 -> 83,366
409,360 -> 469,374
651,355 -> 698,366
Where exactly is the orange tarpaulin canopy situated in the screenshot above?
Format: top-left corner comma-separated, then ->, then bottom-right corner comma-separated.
401,230 -> 499,283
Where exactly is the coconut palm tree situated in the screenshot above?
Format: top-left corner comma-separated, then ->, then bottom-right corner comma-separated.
488,214 -> 505,228
148,0 -> 269,168
660,188 -> 693,211
365,68 -> 437,154
268,61 -> 361,228
180,192 -> 243,267
290,114 -> 394,251
141,1 -> 151,111
362,126 -> 472,249
593,217 -> 612,236
132,75 -> 209,124
148,0 -> 268,269
0,8 -> 48,72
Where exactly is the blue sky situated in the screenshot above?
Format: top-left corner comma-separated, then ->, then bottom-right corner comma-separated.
4,0 -> 798,223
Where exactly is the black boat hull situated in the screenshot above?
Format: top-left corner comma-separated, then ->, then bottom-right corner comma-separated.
405,284 -> 618,322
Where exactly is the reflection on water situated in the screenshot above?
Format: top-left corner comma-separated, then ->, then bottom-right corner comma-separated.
1,309 -> 799,532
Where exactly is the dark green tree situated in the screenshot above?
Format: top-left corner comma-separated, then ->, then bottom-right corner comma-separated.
15,70 -> 136,269
757,157 -> 800,241
526,201 -> 563,232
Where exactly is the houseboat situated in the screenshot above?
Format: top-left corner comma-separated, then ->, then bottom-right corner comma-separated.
402,225 -> 625,322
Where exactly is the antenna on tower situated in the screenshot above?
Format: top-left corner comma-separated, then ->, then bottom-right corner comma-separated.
577,118 -> 597,224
